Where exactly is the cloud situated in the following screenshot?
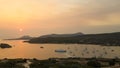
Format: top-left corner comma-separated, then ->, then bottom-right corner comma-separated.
0,0 -> 120,38
26,0 -> 120,33
49,0 -> 120,26
85,0 -> 120,24
30,0 -> 120,34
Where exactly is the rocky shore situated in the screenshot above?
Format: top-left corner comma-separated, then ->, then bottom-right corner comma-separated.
0,58 -> 120,68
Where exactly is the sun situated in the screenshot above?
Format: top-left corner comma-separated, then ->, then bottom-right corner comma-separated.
19,28 -> 23,32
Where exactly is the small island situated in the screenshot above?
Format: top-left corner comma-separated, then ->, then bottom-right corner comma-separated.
0,43 -> 12,48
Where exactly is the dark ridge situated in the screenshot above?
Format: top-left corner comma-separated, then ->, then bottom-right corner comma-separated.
28,32 -> 120,46
4,35 -> 34,40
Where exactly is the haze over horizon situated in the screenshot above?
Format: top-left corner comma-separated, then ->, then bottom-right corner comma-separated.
0,0 -> 120,39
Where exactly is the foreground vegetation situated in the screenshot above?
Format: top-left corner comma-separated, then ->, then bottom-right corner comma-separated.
28,32 -> 120,46
0,58 -> 120,68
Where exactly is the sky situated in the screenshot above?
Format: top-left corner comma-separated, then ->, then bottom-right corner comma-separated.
0,0 -> 120,39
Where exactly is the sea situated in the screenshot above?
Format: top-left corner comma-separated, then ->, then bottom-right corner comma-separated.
0,40 -> 120,60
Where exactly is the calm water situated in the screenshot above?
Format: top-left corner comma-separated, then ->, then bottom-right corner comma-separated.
0,40 -> 120,59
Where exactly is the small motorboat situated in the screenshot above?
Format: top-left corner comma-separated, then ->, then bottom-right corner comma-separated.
55,49 -> 67,53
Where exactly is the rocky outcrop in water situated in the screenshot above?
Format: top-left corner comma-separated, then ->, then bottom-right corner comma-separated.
0,43 -> 12,48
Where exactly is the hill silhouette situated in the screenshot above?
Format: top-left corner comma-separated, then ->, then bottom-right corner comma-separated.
5,35 -> 33,40
28,32 -> 120,46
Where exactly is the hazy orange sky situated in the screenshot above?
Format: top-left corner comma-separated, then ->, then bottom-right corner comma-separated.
0,0 -> 120,38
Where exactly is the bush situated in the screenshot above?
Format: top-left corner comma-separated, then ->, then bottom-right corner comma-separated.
87,60 -> 101,68
109,59 -> 116,66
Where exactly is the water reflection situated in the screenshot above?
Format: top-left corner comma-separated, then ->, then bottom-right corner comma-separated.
0,40 -> 120,59
66,44 -> 120,58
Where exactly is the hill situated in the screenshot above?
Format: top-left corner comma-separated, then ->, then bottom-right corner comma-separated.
28,32 -> 120,46
40,32 -> 84,38
5,35 -> 33,40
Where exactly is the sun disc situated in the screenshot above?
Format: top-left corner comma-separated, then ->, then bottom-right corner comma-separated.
19,28 -> 23,32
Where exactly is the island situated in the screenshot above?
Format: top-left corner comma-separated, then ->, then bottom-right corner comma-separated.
4,35 -> 34,40
27,32 -> 120,46
0,43 -> 12,48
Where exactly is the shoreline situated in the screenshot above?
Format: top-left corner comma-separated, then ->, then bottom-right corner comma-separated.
0,57 -> 120,68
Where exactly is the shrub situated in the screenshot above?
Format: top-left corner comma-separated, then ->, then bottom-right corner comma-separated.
87,60 -> 101,68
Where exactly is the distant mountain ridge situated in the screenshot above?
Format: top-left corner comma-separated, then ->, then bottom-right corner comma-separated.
5,35 -> 33,40
40,32 -> 84,38
28,32 -> 120,46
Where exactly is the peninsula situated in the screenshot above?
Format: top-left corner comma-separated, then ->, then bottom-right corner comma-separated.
28,32 -> 120,46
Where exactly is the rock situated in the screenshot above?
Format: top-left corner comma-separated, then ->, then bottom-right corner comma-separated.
0,43 -> 12,48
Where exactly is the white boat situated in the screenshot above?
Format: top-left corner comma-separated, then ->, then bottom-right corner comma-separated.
55,49 -> 67,53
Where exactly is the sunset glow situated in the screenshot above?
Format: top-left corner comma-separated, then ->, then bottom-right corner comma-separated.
0,0 -> 120,38
0,0 -> 120,64
19,28 -> 23,32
